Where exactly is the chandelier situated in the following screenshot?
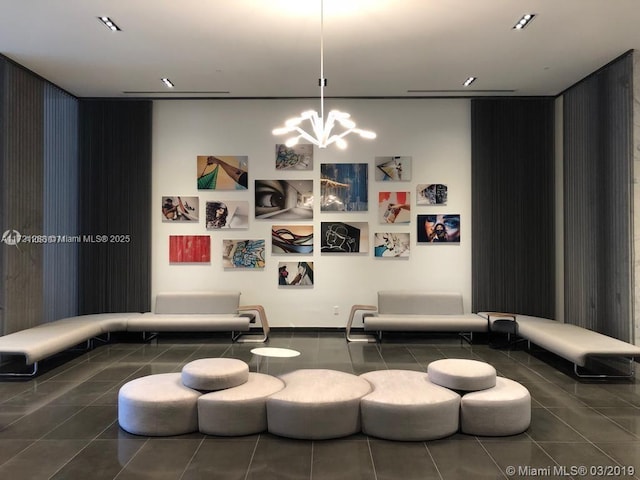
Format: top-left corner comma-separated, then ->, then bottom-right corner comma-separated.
272,0 -> 376,149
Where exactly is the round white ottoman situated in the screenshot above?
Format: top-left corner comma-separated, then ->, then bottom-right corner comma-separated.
118,373 -> 201,436
198,372 -> 285,436
359,370 -> 461,441
266,369 -> 372,440
460,377 -> 531,436
181,358 -> 249,391
427,358 -> 496,391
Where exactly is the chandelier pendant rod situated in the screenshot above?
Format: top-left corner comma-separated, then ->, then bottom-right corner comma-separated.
319,0 -> 325,122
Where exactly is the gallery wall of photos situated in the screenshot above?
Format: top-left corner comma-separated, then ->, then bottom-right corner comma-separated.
162,148 -> 457,287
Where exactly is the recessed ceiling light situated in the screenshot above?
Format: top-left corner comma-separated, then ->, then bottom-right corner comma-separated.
463,77 -> 476,87
161,78 -> 175,88
98,16 -> 121,31
513,13 -> 535,30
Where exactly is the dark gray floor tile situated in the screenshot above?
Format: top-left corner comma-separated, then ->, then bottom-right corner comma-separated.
525,408 -> 587,442
312,439 -> 375,480
44,405 -> 117,440
521,381 -> 588,408
427,435 -> 506,479
0,439 -> 86,478
0,439 -> 33,466
481,439 -> 566,479
595,407 -> 640,436
548,407 -> 638,442
50,438 -> 145,480
0,404 -> 80,439
246,435 -> 312,480
558,383 -> 637,408
538,442 -> 627,479
115,438 -> 202,480
181,437 -> 257,480
595,442 -> 640,475
369,439 -> 440,480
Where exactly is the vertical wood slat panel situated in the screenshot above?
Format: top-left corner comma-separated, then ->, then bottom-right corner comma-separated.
0,60 -> 44,333
471,98 -> 555,318
78,100 -> 151,314
563,53 -> 633,340
43,84 -> 79,322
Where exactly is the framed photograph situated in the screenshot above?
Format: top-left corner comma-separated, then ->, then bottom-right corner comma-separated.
169,235 -> 210,263
378,192 -> 411,224
197,155 -> 248,190
278,261 -> 314,286
417,184 -> 448,205
222,239 -> 266,268
320,163 -> 368,212
272,225 -> 314,254
375,156 -> 412,181
320,221 -> 369,253
276,144 -> 313,170
255,179 -> 313,219
206,201 -> 249,229
374,232 -> 410,258
162,196 -> 199,222
417,214 -> 460,243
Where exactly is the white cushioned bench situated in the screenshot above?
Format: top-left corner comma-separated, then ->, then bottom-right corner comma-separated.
347,291 -> 488,343
478,312 -> 640,378
0,292 -> 270,377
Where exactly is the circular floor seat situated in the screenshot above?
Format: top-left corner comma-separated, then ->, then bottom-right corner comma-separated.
359,370 -> 461,441
427,358 -> 496,391
460,376 -> 531,436
266,369 -> 372,440
198,372 -> 285,436
181,358 -> 249,391
118,373 -> 201,436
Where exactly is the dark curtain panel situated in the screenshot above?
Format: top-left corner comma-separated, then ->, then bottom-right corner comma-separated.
563,53 -> 633,340
78,100 -> 152,314
471,98 -> 555,317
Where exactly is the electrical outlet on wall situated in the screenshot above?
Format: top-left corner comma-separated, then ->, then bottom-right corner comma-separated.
333,305 -> 339,316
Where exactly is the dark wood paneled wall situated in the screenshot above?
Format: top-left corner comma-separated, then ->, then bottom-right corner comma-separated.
471,98 -> 556,317
563,53 -> 633,340
78,100 -> 152,314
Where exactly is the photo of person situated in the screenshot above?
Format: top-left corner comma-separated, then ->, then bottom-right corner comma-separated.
278,261 -> 314,286
374,232 -> 410,258
320,222 -> 369,253
375,156 -> 412,181
197,155 -> 248,190
417,214 -> 460,243
276,144 -> 313,170
378,192 -> 411,224
417,184 -> 448,205
206,201 -> 249,229
162,196 -> 199,222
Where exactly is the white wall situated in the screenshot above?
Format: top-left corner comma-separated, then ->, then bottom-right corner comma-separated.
152,98 -> 472,327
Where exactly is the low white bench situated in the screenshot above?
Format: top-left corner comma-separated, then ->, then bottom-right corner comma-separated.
0,292 -> 270,377
347,291 -> 488,343
478,312 -> 640,378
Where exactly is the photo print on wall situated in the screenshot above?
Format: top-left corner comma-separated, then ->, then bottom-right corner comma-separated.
276,144 -> 313,171
272,225 -> 314,254
255,180 -> 313,220
378,191 -> 411,224
278,261 -> 314,287
417,214 -> 460,243
320,163 -> 368,212
162,196 -> 199,222
374,232 -> 410,258
169,235 -> 210,263
222,239 -> 266,268
197,155 -> 248,190
375,156 -> 412,181
206,201 -> 249,230
320,222 -> 369,253
417,184 -> 448,205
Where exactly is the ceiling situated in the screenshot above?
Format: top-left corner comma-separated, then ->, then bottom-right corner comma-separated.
1,0 -> 638,99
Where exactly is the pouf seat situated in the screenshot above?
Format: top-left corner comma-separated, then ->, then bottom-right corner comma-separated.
198,372 -> 285,436
460,376 -> 531,436
427,358 -> 496,391
118,373 -> 202,436
267,369 -> 372,440
359,370 -> 461,441
181,358 -> 249,391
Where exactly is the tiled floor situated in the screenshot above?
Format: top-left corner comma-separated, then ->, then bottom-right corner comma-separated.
0,331 -> 639,480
